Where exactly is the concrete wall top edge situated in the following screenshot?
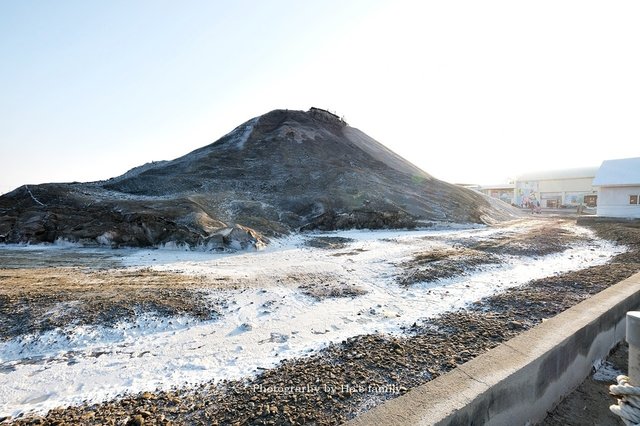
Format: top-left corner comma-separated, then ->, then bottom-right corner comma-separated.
346,271 -> 640,426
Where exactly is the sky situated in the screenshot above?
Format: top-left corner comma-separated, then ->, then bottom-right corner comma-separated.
1,1 -> 639,195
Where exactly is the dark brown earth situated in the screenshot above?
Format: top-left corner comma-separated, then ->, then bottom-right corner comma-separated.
463,221 -> 584,256
538,217 -> 640,426
0,108 -> 518,251
541,342 -> 627,426
297,280 -> 367,300
0,219 -> 574,341
0,267 -> 368,341
398,247 -> 501,285
5,219 -> 639,425
304,237 -> 355,250
398,219 -> 583,285
0,269 -> 218,341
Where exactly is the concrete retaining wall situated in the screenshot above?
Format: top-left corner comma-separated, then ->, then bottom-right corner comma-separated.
346,272 -> 640,426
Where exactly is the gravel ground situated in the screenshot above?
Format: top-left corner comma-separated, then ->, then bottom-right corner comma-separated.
3,219 -> 639,426
397,219 -> 584,285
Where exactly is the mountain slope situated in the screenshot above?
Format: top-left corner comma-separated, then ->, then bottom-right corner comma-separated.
0,108 -> 518,248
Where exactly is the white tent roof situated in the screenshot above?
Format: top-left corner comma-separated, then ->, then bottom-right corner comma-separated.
516,167 -> 598,181
593,157 -> 640,186
479,184 -> 515,190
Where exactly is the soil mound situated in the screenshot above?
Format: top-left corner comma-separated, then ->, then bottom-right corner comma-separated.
0,108 -> 519,248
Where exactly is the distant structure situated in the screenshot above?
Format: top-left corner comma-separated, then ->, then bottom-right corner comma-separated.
514,167 -> 598,208
477,184 -> 515,204
308,107 -> 347,126
593,157 -> 640,218
457,183 -> 514,205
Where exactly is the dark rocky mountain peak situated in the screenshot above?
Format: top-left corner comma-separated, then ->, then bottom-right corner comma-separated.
0,108 -> 518,249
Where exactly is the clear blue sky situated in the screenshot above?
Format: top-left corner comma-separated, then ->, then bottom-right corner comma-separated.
2,0 -> 639,194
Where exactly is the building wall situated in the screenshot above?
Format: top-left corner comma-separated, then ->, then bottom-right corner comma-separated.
538,177 -> 594,193
515,181 -> 538,205
597,186 -> 640,218
516,177 -> 596,207
482,189 -> 515,204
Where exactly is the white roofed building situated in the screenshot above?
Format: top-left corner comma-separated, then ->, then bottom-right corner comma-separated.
514,167 -> 598,208
478,184 -> 515,205
593,157 -> 640,218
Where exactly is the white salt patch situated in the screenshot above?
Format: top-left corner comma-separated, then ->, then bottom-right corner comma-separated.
593,360 -> 625,382
227,117 -> 258,150
0,224 -> 626,417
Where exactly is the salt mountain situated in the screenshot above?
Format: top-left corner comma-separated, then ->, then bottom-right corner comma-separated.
0,108 -> 517,249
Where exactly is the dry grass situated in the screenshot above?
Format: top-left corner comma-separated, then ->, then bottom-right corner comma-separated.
0,268 -> 220,340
